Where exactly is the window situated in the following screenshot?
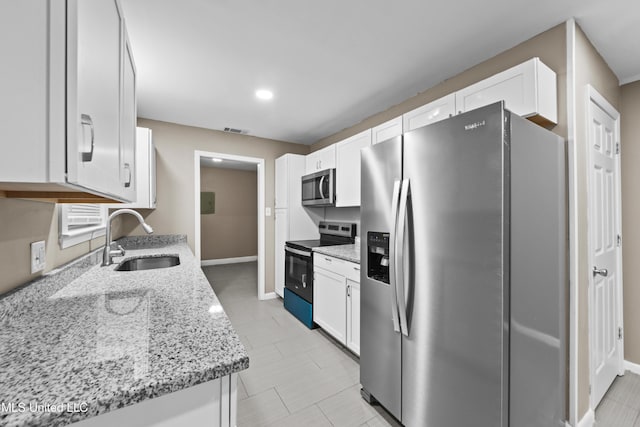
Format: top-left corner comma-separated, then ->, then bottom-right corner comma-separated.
58,204 -> 108,249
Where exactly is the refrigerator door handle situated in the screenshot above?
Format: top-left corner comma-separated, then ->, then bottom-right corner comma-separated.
389,179 -> 402,333
396,178 -> 410,336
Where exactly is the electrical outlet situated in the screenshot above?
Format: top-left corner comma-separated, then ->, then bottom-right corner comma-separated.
30,240 -> 46,274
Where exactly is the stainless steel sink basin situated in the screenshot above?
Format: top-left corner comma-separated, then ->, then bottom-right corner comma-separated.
115,255 -> 180,271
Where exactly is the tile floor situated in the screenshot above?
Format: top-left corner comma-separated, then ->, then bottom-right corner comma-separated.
203,262 -> 638,427
203,262 -> 400,427
595,373 -> 640,426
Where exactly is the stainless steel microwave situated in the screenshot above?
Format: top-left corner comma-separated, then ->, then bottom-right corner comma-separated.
301,169 -> 335,206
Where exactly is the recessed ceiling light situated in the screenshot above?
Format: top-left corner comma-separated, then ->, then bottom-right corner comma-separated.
210,158 -> 223,163
255,89 -> 274,100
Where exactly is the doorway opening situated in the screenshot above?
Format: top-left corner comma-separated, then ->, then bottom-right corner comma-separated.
194,151 -> 268,300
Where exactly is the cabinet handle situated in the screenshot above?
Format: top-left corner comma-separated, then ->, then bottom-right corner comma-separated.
354,267 -> 360,271
347,284 -> 351,297
80,114 -> 95,162
324,257 -> 332,262
124,163 -> 132,188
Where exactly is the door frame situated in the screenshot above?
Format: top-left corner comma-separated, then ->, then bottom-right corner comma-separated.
586,84 -> 624,410
193,150 -> 270,300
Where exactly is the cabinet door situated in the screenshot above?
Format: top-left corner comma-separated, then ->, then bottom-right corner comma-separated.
372,117 -> 402,145
307,145 -> 336,173
454,58 -> 557,125
317,144 -> 336,170
346,278 -> 361,356
313,267 -> 347,343
148,134 -> 157,208
336,129 -> 371,207
403,94 -> 456,132
274,209 -> 288,297
275,155 -> 288,209
67,0 -> 123,197
119,35 -> 136,202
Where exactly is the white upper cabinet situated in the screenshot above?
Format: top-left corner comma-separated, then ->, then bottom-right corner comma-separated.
455,57 -> 557,125
403,94 -> 456,132
336,129 -> 372,207
372,116 -> 403,145
0,0 -> 136,203
104,127 -> 156,209
118,34 -> 137,203
275,155 -> 288,209
305,145 -> 336,174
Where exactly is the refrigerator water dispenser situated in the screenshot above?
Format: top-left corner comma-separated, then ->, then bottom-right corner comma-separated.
367,232 -> 390,284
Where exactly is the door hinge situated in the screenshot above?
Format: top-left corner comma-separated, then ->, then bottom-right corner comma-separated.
617,234 -> 622,247
616,143 -> 620,154
619,327 -> 623,340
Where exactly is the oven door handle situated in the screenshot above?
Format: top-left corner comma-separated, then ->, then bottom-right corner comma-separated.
285,246 -> 312,257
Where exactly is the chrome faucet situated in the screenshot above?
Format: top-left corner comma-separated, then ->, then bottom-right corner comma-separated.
102,209 -> 154,266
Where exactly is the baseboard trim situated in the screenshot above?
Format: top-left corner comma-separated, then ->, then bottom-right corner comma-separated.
259,292 -> 277,301
201,256 -> 258,266
624,359 -> 640,375
577,409 -> 594,427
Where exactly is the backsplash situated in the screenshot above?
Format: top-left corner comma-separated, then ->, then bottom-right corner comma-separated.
0,199 -> 125,295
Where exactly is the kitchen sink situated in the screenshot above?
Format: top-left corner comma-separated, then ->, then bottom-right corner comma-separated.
115,255 -> 180,271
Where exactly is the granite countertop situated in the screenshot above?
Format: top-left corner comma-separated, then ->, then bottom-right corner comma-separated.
313,244 -> 360,264
0,235 -> 249,427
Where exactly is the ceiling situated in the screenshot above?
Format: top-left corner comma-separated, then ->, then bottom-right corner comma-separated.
120,0 -> 639,145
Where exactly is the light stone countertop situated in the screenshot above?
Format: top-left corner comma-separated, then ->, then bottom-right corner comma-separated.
313,244 -> 361,264
0,235 -> 249,427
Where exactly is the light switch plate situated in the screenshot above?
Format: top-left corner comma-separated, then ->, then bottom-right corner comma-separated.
265,207 -> 272,216
30,240 -> 46,274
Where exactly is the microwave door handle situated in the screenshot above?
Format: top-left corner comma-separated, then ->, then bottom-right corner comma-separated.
396,179 -> 410,337
319,175 -> 326,200
389,179 -> 402,333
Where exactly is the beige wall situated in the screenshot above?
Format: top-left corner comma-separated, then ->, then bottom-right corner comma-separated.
312,23 -> 568,151
200,167 -> 257,260
118,118 -> 309,294
621,81 -> 640,364
573,23 -> 621,418
0,198 -> 123,295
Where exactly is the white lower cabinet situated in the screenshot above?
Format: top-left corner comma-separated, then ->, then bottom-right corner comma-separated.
346,277 -> 360,355
72,374 -> 238,427
313,266 -> 347,343
313,253 -> 360,356
274,209 -> 288,297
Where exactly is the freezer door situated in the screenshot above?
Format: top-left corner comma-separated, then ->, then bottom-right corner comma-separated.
360,136 -> 402,420
401,103 -> 508,427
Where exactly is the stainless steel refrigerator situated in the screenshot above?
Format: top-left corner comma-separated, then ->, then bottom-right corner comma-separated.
360,102 -> 566,427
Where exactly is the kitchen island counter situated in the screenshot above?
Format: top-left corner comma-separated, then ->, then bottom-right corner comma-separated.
0,235 -> 248,427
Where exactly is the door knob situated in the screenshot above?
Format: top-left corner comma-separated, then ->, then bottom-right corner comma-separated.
593,266 -> 608,277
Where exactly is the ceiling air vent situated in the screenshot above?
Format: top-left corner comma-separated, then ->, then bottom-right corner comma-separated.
223,127 -> 246,134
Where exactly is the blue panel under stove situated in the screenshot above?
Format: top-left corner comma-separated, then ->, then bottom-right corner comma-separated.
284,288 -> 315,329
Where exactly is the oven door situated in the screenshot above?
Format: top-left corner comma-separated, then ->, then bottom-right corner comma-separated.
284,246 -> 313,303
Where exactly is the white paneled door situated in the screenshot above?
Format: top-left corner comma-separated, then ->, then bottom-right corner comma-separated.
588,87 -> 622,409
